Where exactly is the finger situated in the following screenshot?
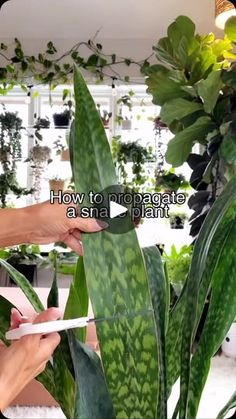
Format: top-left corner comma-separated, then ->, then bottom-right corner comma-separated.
64,234 -> 83,255
39,332 -> 61,361
70,216 -> 108,233
33,307 -> 62,325
10,308 -> 28,330
70,228 -> 81,241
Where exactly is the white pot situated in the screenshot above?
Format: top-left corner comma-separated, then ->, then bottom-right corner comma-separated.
222,323 -> 236,358
122,119 -> 132,130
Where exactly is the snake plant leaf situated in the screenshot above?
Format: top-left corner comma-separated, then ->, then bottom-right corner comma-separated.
0,294 -> 16,344
143,246 -> 167,419
165,193 -> 236,399
160,98 -> 203,126
217,391 -> 236,419
64,257 -> 88,342
178,176 -> 236,418
73,66 -> 159,418
68,331 -> 115,419
53,346 -> 75,419
47,267 -> 59,309
186,211 -> 236,417
0,259 -> 44,312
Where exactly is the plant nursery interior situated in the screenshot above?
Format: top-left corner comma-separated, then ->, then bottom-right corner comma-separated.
1,1 -> 236,418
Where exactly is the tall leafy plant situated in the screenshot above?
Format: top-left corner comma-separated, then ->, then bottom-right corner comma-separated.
1,65 -> 236,419
146,15 -> 236,237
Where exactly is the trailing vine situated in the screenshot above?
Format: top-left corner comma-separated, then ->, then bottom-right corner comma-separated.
0,37 -> 152,94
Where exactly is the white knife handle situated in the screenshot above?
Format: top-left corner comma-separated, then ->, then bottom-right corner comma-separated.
5,317 -> 90,340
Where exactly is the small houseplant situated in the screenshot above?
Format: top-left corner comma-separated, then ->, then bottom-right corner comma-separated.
48,174 -> 67,193
0,244 -> 42,283
169,211 -> 188,229
53,100 -> 73,127
97,104 -> 112,128
116,92 -> 134,130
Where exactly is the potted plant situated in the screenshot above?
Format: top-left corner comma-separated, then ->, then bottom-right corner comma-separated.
53,135 -> 70,161
49,174 -> 67,193
0,244 -> 43,283
169,211 -> 188,229
53,100 -> 73,128
97,104 -> 112,129
33,115 -> 50,142
163,244 -> 192,296
0,108 -> 32,207
112,136 -> 154,192
117,92 -> 134,130
155,170 -> 189,193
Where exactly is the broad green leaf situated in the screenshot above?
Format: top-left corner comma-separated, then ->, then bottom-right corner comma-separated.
146,64 -> 189,106
73,67 -> 159,418
219,134 -> 236,164
68,332 -> 115,419
153,37 -> 177,68
64,257 -> 88,342
167,16 -> 195,64
224,16 -> 236,42
222,64 -> 236,88
178,177 -> 236,418
212,38 -> 233,58
160,98 -> 203,126
0,259 -> 44,312
165,117 -> 215,167
143,246 -> 167,419
217,391 -> 236,419
197,71 -> 223,113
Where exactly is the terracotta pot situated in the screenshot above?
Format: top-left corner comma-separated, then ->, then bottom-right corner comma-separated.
60,148 -> 70,161
49,180 -> 66,193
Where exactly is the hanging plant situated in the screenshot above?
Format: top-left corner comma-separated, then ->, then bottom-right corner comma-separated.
112,136 -> 154,192
0,107 -> 32,207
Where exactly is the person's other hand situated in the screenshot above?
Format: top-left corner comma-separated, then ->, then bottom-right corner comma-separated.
0,307 -> 61,412
25,192 -> 107,254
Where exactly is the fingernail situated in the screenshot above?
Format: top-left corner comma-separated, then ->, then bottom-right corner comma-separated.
21,316 -> 28,320
96,220 -> 109,230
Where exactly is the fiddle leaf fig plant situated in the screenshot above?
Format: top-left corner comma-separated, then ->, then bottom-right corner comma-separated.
146,15 -> 236,237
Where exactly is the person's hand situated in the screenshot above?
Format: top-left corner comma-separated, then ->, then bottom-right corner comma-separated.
0,307 -> 61,412
25,192 -> 107,255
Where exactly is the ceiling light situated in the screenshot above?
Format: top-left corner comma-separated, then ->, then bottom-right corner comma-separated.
215,0 -> 236,29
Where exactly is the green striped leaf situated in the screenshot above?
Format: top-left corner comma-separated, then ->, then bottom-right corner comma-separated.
143,246 -> 168,419
0,259 -> 44,312
187,207 -> 236,417
73,66 -> 159,418
0,295 -> 16,344
68,331 -> 115,419
64,257 -> 88,342
47,252 -> 59,309
179,176 -> 236,418
217,392 -> 236,419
